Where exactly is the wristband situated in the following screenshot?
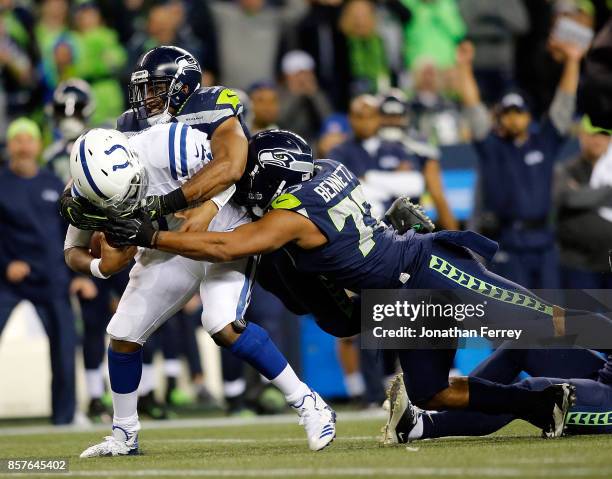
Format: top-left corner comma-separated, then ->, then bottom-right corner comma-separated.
90,258 -> 110,279
151,231 -> 160,249
162,188 -> 188,214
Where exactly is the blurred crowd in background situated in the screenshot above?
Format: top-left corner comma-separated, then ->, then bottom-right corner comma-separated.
1,0 -> 612,425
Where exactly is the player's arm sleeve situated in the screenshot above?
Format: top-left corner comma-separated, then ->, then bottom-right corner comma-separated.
549,89 -> 576,137
554,165 -> 612,209
464,103 -> 492,142
211,184 -> 236,209
64,225 -> 93,251
194,87 -> 245,137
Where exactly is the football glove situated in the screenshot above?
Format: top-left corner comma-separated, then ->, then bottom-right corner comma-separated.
59,189 -> 109,231
105,211 -> 158,248
384,196 -> 435,234
140,188 -> 188,221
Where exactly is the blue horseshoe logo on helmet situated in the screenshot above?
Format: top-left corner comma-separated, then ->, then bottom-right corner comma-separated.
104,144 -> 131,171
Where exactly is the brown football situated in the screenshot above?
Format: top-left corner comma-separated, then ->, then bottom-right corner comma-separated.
89,231 -> 103,259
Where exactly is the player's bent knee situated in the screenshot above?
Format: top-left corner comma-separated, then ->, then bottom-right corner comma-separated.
106,313 -> 147,345
110,338 -> 142,353
211,322 -> 243,348
421,378 -> 469,409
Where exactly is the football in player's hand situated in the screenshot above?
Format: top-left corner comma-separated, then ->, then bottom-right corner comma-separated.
89,231 -> 103,258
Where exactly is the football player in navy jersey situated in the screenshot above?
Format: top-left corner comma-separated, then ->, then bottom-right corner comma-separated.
59,45 -> 249,230
107,129 -> 612,439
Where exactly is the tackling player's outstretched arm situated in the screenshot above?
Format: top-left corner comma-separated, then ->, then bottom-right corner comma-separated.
107,209 -> 327,263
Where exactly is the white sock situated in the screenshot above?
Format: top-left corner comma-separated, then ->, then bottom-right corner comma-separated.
112,412 -> 140,439
85,368 -> 105,399
112,391 -> 139,422
223,378 -> 246,398
164,359 -> 181,378
408,414 -> 424,440
138,364 -> 155,396
273,365 -> 310,406
345,372 -> 365,397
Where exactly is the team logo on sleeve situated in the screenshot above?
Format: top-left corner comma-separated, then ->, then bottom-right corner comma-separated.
216,88 -> 242,114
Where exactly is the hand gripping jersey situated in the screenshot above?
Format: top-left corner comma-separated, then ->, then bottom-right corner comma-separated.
270,159 -> 432,291
116,86 -> 248,138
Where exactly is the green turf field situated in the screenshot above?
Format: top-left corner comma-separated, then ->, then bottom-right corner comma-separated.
0,411 -> 611,478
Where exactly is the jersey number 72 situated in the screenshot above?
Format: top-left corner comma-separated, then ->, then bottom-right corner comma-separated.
328,185 -> 375,257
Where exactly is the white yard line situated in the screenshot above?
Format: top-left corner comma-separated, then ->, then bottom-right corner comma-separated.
1,466 -> 612,477
148,435 -> 377,444
0,410 -> 386,437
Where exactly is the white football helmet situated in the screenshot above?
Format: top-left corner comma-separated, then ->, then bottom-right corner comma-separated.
69,128 -> 148,214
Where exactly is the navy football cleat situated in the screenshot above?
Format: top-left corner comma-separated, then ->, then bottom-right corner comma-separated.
541,383 -> 576,439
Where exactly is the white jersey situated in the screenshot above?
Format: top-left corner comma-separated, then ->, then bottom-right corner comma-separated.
63,122 -> 256,342
127,122 -> 248,232
64,122 -> 249,250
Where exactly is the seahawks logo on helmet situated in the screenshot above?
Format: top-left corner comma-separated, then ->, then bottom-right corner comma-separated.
176,54 -> 201,74
259,149 -> 314,176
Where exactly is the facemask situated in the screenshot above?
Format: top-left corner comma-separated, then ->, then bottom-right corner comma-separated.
59,118 -> 86,141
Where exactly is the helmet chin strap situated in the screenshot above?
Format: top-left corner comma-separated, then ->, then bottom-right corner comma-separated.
252,180 -> 288,218
147,110 -> 173,126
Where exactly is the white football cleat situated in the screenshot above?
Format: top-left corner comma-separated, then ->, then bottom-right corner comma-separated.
79,425 -> 139,458
381,373 -> 419,445
292,389 -> 336,451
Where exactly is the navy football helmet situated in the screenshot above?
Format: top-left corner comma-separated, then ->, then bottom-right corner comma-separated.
49,79 -> 94,140
128,46 -> 201,121
236,130 -> 314,216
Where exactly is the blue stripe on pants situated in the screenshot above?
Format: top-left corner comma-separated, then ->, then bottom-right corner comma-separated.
235,257 -> 256,320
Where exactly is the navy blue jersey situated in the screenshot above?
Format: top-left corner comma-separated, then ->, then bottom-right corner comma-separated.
475,119 -> 565,249
117,86 -> 249,138
328,137 -> 428,178
475,119 -> 565,221
0,168 -> 70,301
270,159 -> 432,291
43,139 -> 73,184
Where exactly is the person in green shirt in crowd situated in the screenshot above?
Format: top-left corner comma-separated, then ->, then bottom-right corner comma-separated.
339,0 -> 391,95
72,0 -> 126,125
401,0 -> 465,69
35,0 -> 74,98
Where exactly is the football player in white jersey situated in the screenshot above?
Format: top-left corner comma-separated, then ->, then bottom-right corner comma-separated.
64,126 -> 336,457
